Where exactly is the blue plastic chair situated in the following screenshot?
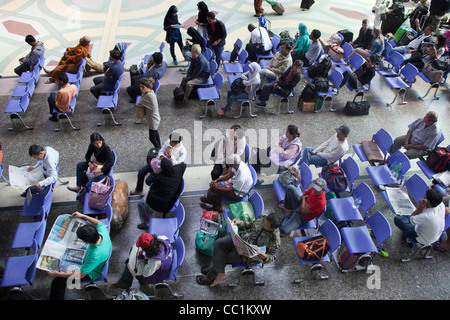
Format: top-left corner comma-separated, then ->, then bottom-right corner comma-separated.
5,94 -> 34,131
335,52 -> 365,75
292,219 -> 341,281
353,128 -> 394,165
273,87 -> 295,114
12,79 -> 36,98
418,70 -> 440,100
11,215 -> 47,249
340,156 -> 361,194
21,186 -> 53,218
96,76 -> 122,126
316,69 -> 343,112
203,47 -> 213,62
223,49 -> 248,74
381,174 -> 428,214
256,36 -> 279,61
228,77 -> 260,119
366,150 -> 411,188
273,162 -> 313,205
385,63 -> 418,106
329,182 -> 375,224
167,178 -> 185,217
19,63 -> 40,84
331,42 -> 353,67
67,59 -> 85,84
367,211 -> 392,255
377,51 -> 404,77
198,73 -> 224,119
0,240 -> 39,288
222,38 -> 243,62
148,203 -> 186,243
54,95 -> 80,132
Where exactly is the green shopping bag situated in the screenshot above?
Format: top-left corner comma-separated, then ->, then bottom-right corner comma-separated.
325,192 -> 337,220
195,231 -> 217,256
229,201 -> 255,224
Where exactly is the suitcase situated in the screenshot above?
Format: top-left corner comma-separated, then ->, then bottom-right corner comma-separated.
300,0 -> 315,10
173,87 -> 185,104
272,2 -> 285,15
337,242 -> 362,270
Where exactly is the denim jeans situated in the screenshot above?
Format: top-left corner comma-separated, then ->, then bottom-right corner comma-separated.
279,185 -> 307,234
223,89 -> 248,113
394,215 -> 418,243
300,147 -> 328,166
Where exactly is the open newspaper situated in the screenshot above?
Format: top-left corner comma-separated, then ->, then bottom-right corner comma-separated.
385,186 -> 416,216
225,216 -> 266,262
433,171 -> 450,188
8,165 -> 44,193
37,214 -> 89,272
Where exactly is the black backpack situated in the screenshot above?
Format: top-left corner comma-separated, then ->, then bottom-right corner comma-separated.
146,148 -> 160,164
300,83 -> 317,102
321,164 -> 348,193
313,76 -> 329,92
307,58 -> 332,79
230,77 -> 246,95
230,45 -> 241,62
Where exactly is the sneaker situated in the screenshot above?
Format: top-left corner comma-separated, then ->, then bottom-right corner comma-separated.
255,101 -> 267,108
173,60 -> 178,65
134,119 -> 143,124
256,179 -> 264,185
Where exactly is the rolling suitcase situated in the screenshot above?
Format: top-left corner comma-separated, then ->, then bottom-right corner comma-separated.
337,29 -> 353,44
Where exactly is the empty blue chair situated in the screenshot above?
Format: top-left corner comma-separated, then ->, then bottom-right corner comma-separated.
5,94 -> 34,131
203,47 -> 213,62
21,186 -> 53,218
11,215 -> 47,249
367,211 -> 392,256
256,36 -> 279,61
198,73 -> 224,119
366,150 -> 411,188
223,49 -> 248,74
381,174 -> 428,214
417,70 -> 440,100
12,79 -> 35,98
222,39 -> 243,62
377,51 -> 404,77
292,219 -> 341,280
353,128 -> 394,165
1,240 -> 39,288
340,156 -> 361,194
148,203 -> 186,243
316,69 -> 343,112
96,77 -> 122,126
385,63 -> 419,106
329,182 -> 375,224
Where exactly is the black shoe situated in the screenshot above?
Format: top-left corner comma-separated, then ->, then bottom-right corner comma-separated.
196,275 -> 214,286
48,116 -> 58,122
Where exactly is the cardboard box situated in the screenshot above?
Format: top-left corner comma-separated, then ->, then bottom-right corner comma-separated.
300,100 -> 316,112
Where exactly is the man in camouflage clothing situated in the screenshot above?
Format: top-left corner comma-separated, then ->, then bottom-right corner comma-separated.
196,213 -> 281,287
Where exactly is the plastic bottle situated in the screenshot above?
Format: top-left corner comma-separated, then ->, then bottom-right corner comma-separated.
390,161 -> 400,180
353,197 -> 362,209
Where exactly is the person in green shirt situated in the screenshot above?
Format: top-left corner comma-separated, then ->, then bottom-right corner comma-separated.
48,212 -> 111,300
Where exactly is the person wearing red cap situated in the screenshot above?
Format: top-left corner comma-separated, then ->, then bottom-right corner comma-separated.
110,233 -> 174,289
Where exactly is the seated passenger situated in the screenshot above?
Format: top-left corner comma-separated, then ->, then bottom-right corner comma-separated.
47,72 -> 78,122
14,35 -> 45,76
245,23 -> 272,63
295,29 -> 322,67
67,132 -> 114,193
24,145 -> 59,197
339,55 -> 376,89
259,42 -> 293,85
90,49 -> 124,99
349,19 -> 374,50
349,27 -> 384,60
111,233 -> 174,288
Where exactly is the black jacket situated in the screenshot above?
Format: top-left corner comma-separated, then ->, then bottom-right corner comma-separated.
354,27 -> 374,49
207,19 -> 227,47
85,143 -> 114,175
354,62 -> 376,86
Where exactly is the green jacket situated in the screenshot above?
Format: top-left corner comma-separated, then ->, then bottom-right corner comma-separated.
239,215 -> 281,266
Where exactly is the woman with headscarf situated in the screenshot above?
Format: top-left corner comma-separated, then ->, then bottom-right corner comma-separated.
111,233 -> 174,288
164,5 -> 184,65
182,27 -> 206,62
218,62 -> 261,116
293,23 -> 310,54
195,1 -> 209,39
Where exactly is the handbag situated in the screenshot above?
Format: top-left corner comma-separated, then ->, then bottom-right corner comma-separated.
278,165 -> 300,188
88,176 -> 113,210
150,154 -> 168,174
344,92 -> 370,116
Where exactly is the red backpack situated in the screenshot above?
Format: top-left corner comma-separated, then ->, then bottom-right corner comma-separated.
426,147 -> 450,173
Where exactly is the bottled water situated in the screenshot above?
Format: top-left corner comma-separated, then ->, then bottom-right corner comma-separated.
353,197 -> 362,209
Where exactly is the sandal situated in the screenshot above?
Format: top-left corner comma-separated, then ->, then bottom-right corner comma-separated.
433,242 -> 449,252
201,266 -> 211,275
196,275 -> 214,286
45,79 -> 55,84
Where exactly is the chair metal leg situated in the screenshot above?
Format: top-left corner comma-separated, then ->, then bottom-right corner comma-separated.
233,101 -> 257,119
229,267 -> 265,287
97,109 -> 121,126
418,83 -> 439,101
199,100 -> 216,119
148,282 -> 184,299
8,113 -> 34,131
398,88 -> 407,105
55,114 -> 80,131
401,244 -> 433,263
272,97 -> 293,115
386,89 -> 400,107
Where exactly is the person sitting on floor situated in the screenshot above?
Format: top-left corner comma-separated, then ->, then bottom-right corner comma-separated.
388,111 -> 442,160
300,125 -> 350,167
14,35 -> 45,76
200,154 -> 253,213
255,59 -> 303,108
196,212 -> 281,287
47,72 -> 78,122
218,62 -> 261,116
210,125 -> 247,181
44,36 -> 90,84
394,188 -> 446,246
111,233 -> 174,289
279,178 -> 327,235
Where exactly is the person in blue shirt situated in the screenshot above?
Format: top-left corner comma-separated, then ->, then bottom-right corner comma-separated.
90,49 -> 124,99
179,44 -> 210,104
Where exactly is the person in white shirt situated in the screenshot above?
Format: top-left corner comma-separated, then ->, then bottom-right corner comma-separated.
300,125 -> 350,167
387,25 -> 434,61
158,132 -> 187,165
245,24 -> 272,62
24,145 -> 59,196
394,188 -> 446,246
201,154 -> 253,212
210,125 -> 247,180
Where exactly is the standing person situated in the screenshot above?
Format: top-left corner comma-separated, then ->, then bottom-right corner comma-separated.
195,1 -> 209,39
206,12 -> 227,66
47,72 -> 78,122
111,233 -> 173,288
254,0 -> 266,17
134,78 -> 161,150
372,0 -> 387,29
67,133 -> 114,193
291,23 -> 310,61
14,35 -> 45,76
300,125 -> 350,167
48,211 -> 111,300
218,62 -> 261,116
90,49 -> 124,99
350,19 -> 374,50
245,24 -> 272,63
164,5 -> 184,65
394,188 -> 446,246
300,0 -> 315,11
24,145 -> 59,197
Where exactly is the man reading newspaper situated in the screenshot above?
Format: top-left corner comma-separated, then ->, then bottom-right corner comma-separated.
196,212 -> 281,287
